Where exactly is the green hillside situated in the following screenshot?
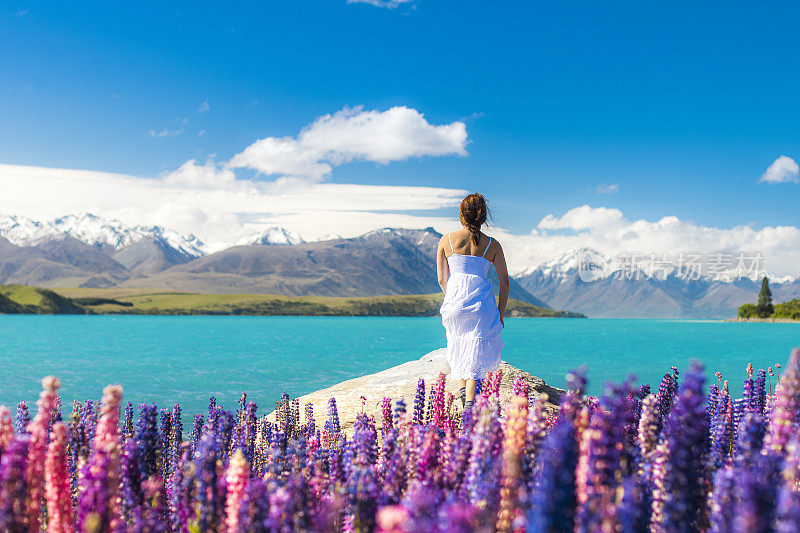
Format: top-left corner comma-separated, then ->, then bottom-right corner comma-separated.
0,285 -> 86,314
54,287 -> 584,318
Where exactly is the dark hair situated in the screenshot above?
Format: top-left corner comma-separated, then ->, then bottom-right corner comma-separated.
459,193 -> 489,246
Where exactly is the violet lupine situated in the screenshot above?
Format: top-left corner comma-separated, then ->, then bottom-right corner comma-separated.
658,360 -> 708,532
527,416 -> 578,533
765,348 -> 800,454
25,375 -> 61,532
195,433 -> 225,531
577,381 -> 632,529
380,397 -> 392,435
732,452 -> 781,533
326,397 -> 341,446
45,422 -> 73,533
755,368 -> 767,415
412,378 -> 425,425
0,437 -> 30,531
123,401 -> 134,442
78,384 -> 124,533
159,407 -> 173,478
14,401 -> 30,435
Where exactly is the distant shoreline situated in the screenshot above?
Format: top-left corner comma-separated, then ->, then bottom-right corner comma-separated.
0,285 -> 586,318
725,317 -> 800,323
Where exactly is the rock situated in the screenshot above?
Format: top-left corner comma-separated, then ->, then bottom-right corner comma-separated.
266,348 -> 564,433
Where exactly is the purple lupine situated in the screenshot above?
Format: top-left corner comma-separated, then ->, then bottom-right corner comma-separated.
136,404 -> 160,479
617,473 -> 651,533
658,361 -> 709,532
578,381 -> 632,528
159,407 -> 173,478
527,416 -> 578,532
732,452 -> 781,532
123,401 -> 134,442
754,368 -> 767,415
380,397 -> 392,435
190,414 -> 203,456
305,402 -> 316,437
194,433 -> 224,531
431,373 -> 447,430
412,378 -> 425,426
14,402 -> 30,435
326,397 -> 341,445
708,466 -> 736,533
733,412 -> 765,467
742,363 -> 755,413
0,437 -> 30,531
171,403 -> 183,473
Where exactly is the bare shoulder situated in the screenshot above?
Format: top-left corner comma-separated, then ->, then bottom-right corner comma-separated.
487,236 -> 504,261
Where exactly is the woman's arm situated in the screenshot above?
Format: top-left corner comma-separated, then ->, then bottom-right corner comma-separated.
491,242 -> 510,325
437,237 -> 450,294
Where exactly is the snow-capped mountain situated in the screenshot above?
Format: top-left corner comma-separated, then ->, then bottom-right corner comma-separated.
0,213 -> 206,258
515,248 -> 800,318
517,247 -> 795,285
235,227 -> 304,246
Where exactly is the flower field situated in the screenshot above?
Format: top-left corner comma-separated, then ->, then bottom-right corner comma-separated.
1,349 -> 799,532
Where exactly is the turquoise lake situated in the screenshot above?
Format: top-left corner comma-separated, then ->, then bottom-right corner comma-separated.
1,316 -> 798,418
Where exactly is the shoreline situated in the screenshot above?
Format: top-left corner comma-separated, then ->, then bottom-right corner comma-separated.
725,317 -> 800,323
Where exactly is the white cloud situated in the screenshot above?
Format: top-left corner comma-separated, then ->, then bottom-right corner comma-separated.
596,183 -> 618,194
148,128 -> 184,138
538,205 -> 624,230
760,155 -> 799,184
503,205 -> 800,277
0,163 -> 467,250
228,106 -> 467,179
198,99 -> 210,114
346,0 -> 414,8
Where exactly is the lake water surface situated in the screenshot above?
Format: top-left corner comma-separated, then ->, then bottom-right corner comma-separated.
1,316 -> 798,416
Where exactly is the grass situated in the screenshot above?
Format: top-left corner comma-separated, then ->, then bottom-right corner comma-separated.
52,287 -> 583,317
0,285 -> 85,314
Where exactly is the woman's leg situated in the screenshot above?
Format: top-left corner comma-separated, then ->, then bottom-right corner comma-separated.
458,379 -> 467,407
464,379 -> 477,409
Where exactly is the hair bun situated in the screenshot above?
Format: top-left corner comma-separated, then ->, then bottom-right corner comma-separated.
459,193 -> 489,246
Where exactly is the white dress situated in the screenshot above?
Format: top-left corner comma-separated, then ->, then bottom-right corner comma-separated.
440,233 -> 504,381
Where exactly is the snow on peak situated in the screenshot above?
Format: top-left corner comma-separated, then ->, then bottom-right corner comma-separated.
0,213 -> 206,257
236,227 -> 304,246
519,247 -> 796,284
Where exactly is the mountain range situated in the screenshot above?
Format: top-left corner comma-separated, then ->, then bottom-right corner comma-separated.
1,214 -> 797,318
0,215 -> 545,306
515,248 -> 800,319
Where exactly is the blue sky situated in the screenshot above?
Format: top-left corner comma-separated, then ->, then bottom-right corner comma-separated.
1,1 -> 799,272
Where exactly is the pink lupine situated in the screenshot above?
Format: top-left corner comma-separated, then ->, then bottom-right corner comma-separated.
45,422 -> 73,533
0,405 -> 12,451
25,375 -> 61,532
496,396 -> 528,532
225,449 -> 249,532
431,373 -> 447,430
765,348 -> 800,453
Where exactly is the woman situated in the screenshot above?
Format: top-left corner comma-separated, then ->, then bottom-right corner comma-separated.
437,193 -> 509,410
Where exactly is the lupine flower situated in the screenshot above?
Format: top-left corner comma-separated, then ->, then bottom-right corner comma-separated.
14,401 -> 30,435
496,396 -> 528,532
45,422 -> 73,533
0,437 -> 30,531
25,375 -> 61,531
412,378 -> 425,425
527,416 -> 578,532
658,361 -> 708,531
765,348 -> 800,453
0,406 -> 13,451
225,449 -> 249,532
